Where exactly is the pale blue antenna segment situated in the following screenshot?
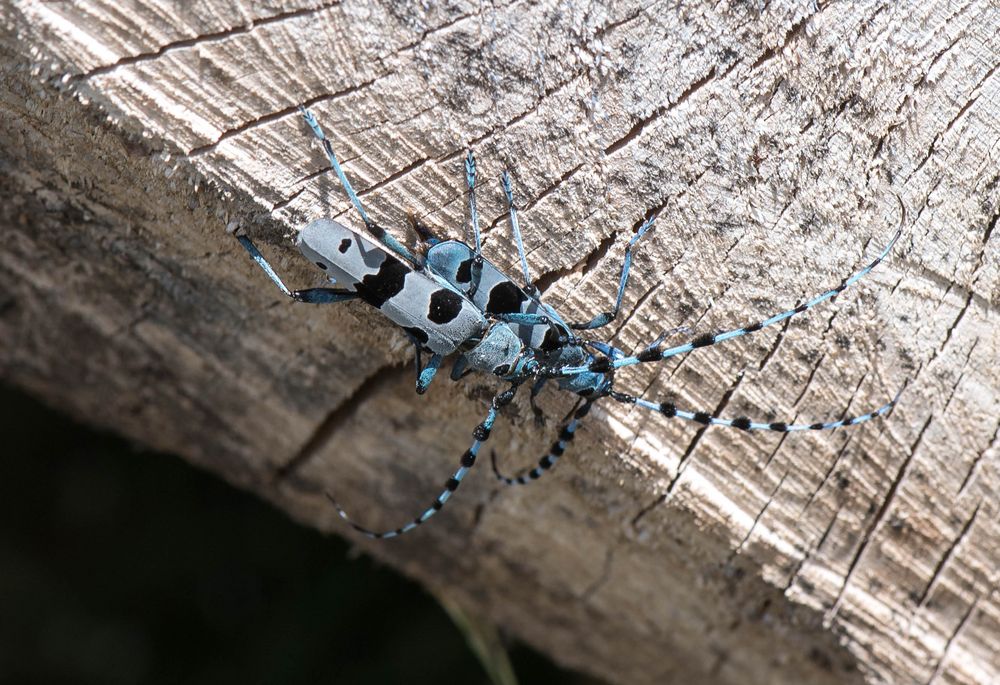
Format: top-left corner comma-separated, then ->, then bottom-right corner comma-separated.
464,150 -> 485,298
300,106 -> 420,267
501,170 -> 532,289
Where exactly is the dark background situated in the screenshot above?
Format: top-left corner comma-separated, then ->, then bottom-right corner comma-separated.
0,382 -> 589,684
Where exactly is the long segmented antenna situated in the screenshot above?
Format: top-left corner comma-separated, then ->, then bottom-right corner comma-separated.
327,385 -> 518,539
501,170 -> 533,290
555,223 -> 903,377
609,388 -> 902,432
491,400 -> 594,485
299,106 -> 420,267
465,150 -> 485,298
570,215 -> 657,331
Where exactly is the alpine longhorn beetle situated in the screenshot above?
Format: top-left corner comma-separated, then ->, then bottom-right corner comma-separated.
235,106 -> 902,539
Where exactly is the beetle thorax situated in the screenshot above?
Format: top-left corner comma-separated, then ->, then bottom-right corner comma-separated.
465,322 -> 524,375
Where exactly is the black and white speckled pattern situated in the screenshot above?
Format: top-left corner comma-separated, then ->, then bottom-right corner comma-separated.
297,219 -> 485,355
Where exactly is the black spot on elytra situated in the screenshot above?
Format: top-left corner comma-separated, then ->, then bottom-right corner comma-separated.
402,326 -> 429,345
338,238 -> 352,253
355,257 -> 409,308
693,412 -> 712,425
770,422 -> 788,432
428,289 -> 464,324
745,321 -> 763,333
315,261 -> 328,270
456,258 -> 474,283
486,282 -> 527,314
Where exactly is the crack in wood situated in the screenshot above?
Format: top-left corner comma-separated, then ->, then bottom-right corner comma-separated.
909,61 -> 1000,181
395,9 -> 480,53
904,6 -> 968,104
355,155 -> 431,198
532,230 -> 619,294
829,413 -> 931,618
916,502 -> 980,608
791,350 -> 826,406
756,308 -> 795,372
630,492 -> 666,531
900,260 -> 997,316
271,185 -> 306,212
925,595 -> 979,685
813,503 -> 843,557
958,418 -> 999,497
970,205 -> 998,281
187,76 -> 386,157
782,501 -> 844,593
940,338 -> 978,414
936,289 -> 974,356
273,361 -> 408,480
799,434 -> 854,518
72,1 -> 343,81
604,62 -> 737,156
665,370 -> 746,494
731,467 -> 791,559
761,430 -> 790,470
481,162 -> 585,243
749,7 -> 818,71
594,0 -> 662,39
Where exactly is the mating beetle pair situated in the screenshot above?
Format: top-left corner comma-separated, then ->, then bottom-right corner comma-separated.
237,107 -> 901,539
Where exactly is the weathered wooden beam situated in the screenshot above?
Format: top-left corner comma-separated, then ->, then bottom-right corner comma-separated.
3,2 -> 998,683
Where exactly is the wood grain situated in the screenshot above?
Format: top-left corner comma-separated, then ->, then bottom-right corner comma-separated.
3,1 -> 998,683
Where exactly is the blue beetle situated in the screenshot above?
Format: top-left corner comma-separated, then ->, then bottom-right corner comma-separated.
236,107 -> 902,539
